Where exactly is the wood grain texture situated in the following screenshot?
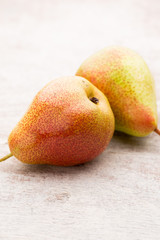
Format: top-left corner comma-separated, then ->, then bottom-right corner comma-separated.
0,0 -> 160,239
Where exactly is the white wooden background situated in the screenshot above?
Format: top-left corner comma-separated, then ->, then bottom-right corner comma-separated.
0,0 -> 160,239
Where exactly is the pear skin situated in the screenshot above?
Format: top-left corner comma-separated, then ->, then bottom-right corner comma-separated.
76,46 -> 159,137
1,76 -> 115,166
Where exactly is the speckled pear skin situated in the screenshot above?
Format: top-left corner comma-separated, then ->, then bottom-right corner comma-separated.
8,76 -> 115,166
76,46 -> 158,137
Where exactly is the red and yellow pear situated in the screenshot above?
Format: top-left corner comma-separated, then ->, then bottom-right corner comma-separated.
76,46 -> 159,137
0,76 -> 115,166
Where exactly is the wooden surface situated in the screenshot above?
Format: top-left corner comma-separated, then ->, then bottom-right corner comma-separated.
0,0 -> 160,239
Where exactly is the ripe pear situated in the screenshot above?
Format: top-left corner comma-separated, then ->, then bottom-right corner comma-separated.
0,76 -> 115,166
76,46 -> 159,137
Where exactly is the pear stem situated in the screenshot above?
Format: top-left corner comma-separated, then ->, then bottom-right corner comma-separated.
154,128 -> 160,135
0,153 -> 13,162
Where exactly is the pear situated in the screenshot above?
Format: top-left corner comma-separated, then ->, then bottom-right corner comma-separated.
0,76 -> 115,166
76,46 -> 159,137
